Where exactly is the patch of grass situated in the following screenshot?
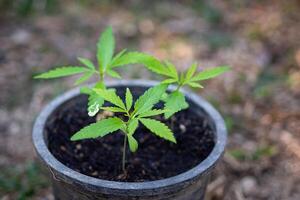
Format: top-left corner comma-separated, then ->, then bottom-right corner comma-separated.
227,90 -> 243,104
246,25 -> 265,41
228,149 -> 247,161
254,70 -> 288,99
202,32 -> 233,50
0,161 -> 50,199
252,145 -> 278,161
17,0 -> 34,16
224,115 -> 235,133
1,0 -> 60,16
192,0 -> 223,25
228,145 -> 278,161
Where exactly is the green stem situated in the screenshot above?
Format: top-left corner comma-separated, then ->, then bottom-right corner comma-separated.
175,84 -> 182,91
122,134 -> 127,173
99,71 -> 104,84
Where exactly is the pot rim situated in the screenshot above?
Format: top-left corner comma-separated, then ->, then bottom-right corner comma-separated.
33,79 -> 227,194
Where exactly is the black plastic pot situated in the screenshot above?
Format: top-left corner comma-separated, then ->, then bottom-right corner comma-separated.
33,80 -> 227,200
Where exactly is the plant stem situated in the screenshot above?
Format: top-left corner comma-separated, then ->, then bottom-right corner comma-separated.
175,84 -> 182,91
99,71 -> 104,83
122,134 -> 127,173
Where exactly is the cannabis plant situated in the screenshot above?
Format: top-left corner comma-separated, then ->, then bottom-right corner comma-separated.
35,27 -> 229,172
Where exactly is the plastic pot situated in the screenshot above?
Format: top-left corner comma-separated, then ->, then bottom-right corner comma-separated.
32,80 -> 227,200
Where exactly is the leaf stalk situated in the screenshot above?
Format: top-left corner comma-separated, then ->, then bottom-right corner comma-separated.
122,133 -> 127,173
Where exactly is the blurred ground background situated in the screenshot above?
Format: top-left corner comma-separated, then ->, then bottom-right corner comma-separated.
0,0 -> 300,199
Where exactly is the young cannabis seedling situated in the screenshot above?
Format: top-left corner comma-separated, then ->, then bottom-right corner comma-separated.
35,26 -> 123,116
34,27 -> 177,172
70,83 -> 174,172
34,26 -> 230,173
34,26 -> 156,117
142,61 -> 230,118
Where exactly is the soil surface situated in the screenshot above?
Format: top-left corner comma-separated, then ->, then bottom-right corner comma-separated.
46,95 -> 215,182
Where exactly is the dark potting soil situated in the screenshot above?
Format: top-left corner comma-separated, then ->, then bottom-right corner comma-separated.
46,92 -> 215,182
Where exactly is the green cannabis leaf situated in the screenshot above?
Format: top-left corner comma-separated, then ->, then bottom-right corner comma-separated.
80,83 -> 105,117
185,63 -> 197,81
34,66 -> 93,79
97,26 -> 115,72
138,109 -> 167,118
140,62 -> 230,118
106,69 -> 121,79
94,88 -> 126,110
101,106 -> 127,113
110,52 -> 170,76
110,49 -> 127,66
139,118 -> 176,143
75,71 -> 94,85
133,84 -> 168,116
128,134 -> 138,152
125,88 -> 133,111
164,61 -> 179,80
77,57 -> 96,70
187,82 -> 204,88
190,66 -> 230,81
127,119 -> 139,135
164,91 -> 188,119
87,92 -> 104,116
71,117 -> 124,141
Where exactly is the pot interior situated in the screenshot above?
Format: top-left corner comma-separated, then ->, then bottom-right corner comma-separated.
44,85 -> 216,182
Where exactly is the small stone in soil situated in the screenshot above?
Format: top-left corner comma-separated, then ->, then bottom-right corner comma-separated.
179,124 -> 186,133
241,176 -> 257,195
60,146 -> 66,151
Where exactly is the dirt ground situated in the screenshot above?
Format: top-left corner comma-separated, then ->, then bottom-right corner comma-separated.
0,0 -> 300,199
